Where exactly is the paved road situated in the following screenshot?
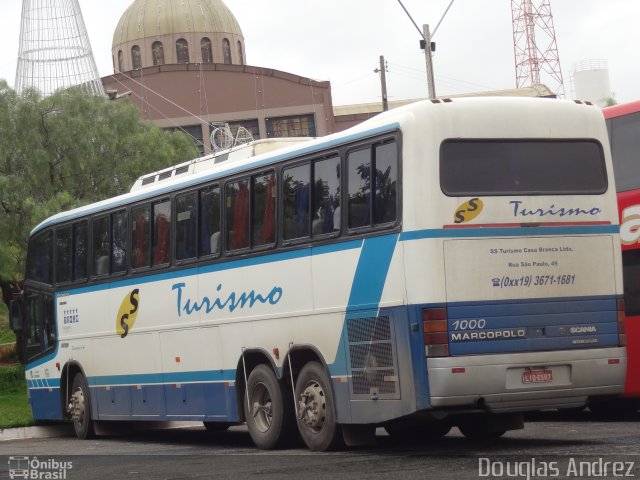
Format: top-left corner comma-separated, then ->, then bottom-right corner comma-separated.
1,411 -> 639,480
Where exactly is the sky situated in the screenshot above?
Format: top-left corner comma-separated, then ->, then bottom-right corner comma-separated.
0,0 -> 638,107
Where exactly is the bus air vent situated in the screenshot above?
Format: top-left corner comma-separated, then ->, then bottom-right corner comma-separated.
158,171 -> 173,181
346,316 -> 400,400
174,165 -> 189,175
141,176 -> 156,186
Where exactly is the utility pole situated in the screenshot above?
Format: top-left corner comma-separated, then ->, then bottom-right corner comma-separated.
374,55 -> 389,111
422,25 -> 436,99
396,0 -> 455,100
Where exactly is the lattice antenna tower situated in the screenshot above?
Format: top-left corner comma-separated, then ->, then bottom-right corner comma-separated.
511,0 -> 565,97
15,0 -> 105,97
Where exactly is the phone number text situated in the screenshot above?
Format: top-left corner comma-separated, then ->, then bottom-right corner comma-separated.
492,274 -> 576,288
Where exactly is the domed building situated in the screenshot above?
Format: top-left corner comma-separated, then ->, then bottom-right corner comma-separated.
102,0 -> 337,155
112,0 -> 246,71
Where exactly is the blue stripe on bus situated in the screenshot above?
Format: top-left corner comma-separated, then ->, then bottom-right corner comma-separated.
28,378 -> 61,389
448,296 -> 617,320
88,369 -> 236,386
330,234 -> 399,381
31,123 -> 401,235
345,234 -> 399,315
400,224 -> 619,241
449,335 -> 620,356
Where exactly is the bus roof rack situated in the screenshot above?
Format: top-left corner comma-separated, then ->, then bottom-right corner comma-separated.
130,137 -> 312,192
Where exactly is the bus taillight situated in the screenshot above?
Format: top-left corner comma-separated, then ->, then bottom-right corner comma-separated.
423,307 -> 449,357
617,298 -> 626,347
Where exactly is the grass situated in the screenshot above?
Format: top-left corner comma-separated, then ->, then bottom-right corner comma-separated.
0,302 -> 16,344
0,364 -> 33,428
0,302 -> 32,429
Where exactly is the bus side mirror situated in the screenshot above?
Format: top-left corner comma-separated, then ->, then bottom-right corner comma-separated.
9,299 -> 24,331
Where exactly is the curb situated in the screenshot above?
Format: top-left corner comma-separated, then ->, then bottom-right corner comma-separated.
0,424 -> 74,442
0,421 -> 202,442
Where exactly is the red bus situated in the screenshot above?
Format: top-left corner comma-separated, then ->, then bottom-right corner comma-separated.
604,99 -> 640,403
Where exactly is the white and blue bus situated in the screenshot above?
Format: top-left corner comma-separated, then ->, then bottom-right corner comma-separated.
10,97 -> 626,451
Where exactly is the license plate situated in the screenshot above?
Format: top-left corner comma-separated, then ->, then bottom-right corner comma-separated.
522,369 -> 553,384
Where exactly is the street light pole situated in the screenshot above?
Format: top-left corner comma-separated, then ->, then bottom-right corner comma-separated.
374,55 -> 389,111
396,0 -> 455,100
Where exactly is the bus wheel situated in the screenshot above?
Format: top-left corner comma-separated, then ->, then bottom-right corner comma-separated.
244,364 -> 294,449
294,361 -> 342,451
69,373 -> 95,440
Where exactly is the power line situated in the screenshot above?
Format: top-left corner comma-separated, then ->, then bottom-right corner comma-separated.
109,74 -> 205,148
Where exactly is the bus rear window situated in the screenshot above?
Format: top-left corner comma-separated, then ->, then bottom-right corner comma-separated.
440,139 -> 607,196
608,111 -> 640,192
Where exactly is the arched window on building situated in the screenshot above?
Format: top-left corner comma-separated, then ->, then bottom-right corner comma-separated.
222,38 -> 232,64
176,38 -> 189,63
131,45 -> 142,70
152,41 -> 165,66
117,50 -> 124,72
201,37 -> 213,63
237,41 -> 244,65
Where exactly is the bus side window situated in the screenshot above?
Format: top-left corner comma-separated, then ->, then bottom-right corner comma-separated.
153,200 -> 171,265
347,148 -> 371,229
312,156 -> 340,236
131,205 -> 151,269
73,221 -> 88,281
283,163 -> 311,241
199,186 -> 221,256
226,179 -> 250,251
374,141 -> 398,225
27,230 -> 53,285
111,210 -> 127,273
176,192 -> 197,261
55,226 -> 72,284
347,140 -> 398,230
92,216 -> 110,276
252,171 -> 276,247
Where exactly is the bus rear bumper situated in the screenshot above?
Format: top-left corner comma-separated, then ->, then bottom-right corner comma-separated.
426,347 -> 626,413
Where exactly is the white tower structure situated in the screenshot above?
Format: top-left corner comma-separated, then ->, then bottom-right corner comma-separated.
572,59 -> 612,107
15,0 -> 105,97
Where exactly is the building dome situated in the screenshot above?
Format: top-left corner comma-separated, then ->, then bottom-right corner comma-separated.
112,0 -> 245,72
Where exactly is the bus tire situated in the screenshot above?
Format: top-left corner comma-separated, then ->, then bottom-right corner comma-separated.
294,361 -> 342,451
244,364 -> 294,449
70,373 -> 95,440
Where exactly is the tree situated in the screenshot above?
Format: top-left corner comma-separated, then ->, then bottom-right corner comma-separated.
0,82 -> 199,305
